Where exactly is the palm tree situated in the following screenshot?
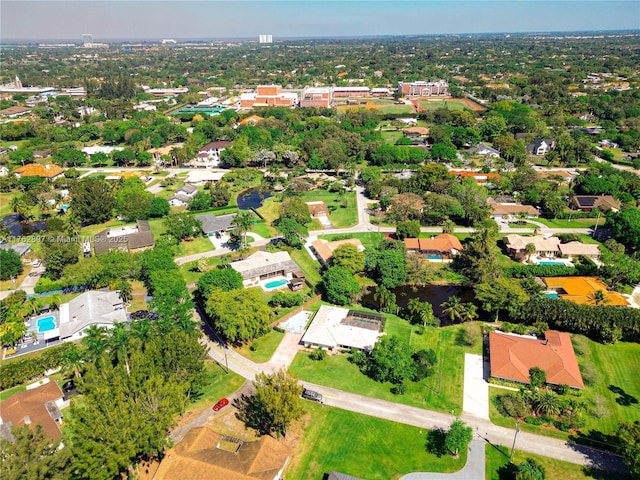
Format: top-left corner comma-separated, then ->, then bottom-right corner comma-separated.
374,286 -> 396,313
130,318 -> 153,342
442,218 -> 456,234
588,290 -> 609,306
524,243 -> 536,264
82,325 -> 108,361
232,210 -> 254,248
460,303 -> 478,323
114,279 -> 133,305
109,322 -> 131,375
441,296 -> 466,323
535,390 -> 561,417
48,294 -> 62,312
60,343 -> 84,379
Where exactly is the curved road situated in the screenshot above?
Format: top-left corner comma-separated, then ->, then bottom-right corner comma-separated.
199,323 -> 626,475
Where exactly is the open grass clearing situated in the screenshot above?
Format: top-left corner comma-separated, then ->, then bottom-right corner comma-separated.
485,443 -> 622,480
175,235 -> 214,257
235,329 -> 285,363
0,192 -> 18,217
419,99 -> 471,111
318,232 -> 383,250
289,248 -> 322,287
286,402 -> 466,480
0,384 -> 27,401
289,322 -> 483,415
298,190 -> 358,228
183,360 -> 246,415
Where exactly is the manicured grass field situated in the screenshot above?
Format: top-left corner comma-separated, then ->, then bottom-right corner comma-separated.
419,99 -> 471,111
289,248 -> 322,287
290,322 -> 483,414
485,444 -> 622,480
286,403 -> 466,480
490,335 -> 640,443
533,217 -> 598,229
235,329 -> 285,363
318,232 -> 383,250
184,360 -> 246,415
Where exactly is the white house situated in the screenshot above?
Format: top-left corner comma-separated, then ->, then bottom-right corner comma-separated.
168,185 -> 197,207
301,305 -> 384,352
194,141 -> 231,167
526,139 -> 555,156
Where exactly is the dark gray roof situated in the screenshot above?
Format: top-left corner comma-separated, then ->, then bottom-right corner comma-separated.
136,220 -> 151,232
94,224 -> 155,254
196,213 -> 235,234
526,138 -> 554,153
0,422 -> 15,442
45,400 -> 62,421
328,472 -> 364,480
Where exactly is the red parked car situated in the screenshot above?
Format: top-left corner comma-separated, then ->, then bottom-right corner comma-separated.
212,398 -> 229,411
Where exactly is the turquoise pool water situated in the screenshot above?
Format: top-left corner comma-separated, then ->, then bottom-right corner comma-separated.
37,316 -> 56,332
265,279 -> 288,289
545,292 -> 560,299
539,260 -> 567,265
427,255 -> 443,260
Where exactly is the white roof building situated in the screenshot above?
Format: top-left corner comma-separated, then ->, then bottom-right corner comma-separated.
301,305 -> 384,351
184,170 -> 226,185
230,251 -> 301,287
81,145 -> 123,155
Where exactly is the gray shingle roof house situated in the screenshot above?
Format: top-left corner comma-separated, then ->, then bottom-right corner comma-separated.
467,143 -> 501,158
230,251 -> 301,287
526,139 -> 555,155
93,220 -> 154,254
196,213 -> 235,235
328,472 -> 364,480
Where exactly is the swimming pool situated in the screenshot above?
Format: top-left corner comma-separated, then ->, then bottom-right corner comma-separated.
37,316 -> 56,332
539,260 -> 568,266
545,292 -> 560,299
427,255 -> 443,260
265,279 -> 288,289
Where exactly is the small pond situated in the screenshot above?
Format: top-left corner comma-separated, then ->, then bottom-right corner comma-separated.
360,284 -> 477,324
2,214 -> 47,237
237,188 -> 272,210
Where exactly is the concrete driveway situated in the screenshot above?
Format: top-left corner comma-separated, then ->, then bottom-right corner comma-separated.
462,354 -> 490,420
399,439 -> 485,480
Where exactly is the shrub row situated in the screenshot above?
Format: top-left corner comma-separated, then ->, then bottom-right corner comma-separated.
504,263 -> 597,278
0,343 -> 75,390
510,297 -> 640,343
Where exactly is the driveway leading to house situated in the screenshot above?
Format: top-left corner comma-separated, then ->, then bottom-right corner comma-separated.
399,439 -> 485,480
462,353 -> 490,420
264,332 -> 304,372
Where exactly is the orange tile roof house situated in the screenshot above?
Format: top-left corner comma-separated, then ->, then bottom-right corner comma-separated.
0,380 -> 65,441
488,198 -> 539,218
13,163 -> 64,179
490,330 -> 584,389
153,427 -> 291,480
306,201 -> 329,217
403,234 -> 463,260
541,276 -> 629,306
311,238 -> 364,265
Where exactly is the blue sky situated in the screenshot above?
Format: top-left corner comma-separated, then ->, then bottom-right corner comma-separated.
2,1 -> 639,41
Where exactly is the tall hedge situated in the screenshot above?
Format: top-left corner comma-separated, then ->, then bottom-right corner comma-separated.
510,298 -> 640,343
0,343 -> 75,390
505,262 -> 598,278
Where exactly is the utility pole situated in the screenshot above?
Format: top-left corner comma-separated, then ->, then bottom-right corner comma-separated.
593,210 -> 601,234
510,420 -> 520,461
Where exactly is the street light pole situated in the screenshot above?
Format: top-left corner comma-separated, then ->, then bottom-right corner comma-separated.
510,420 -> 520,461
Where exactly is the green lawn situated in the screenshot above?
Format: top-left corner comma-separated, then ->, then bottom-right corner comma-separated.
534,218 -> 598,229
185,360 -> 246,415
290,322 -> 483,415
318,232 -> 383,250
419,99 -> 470,111
485,444 -> 623,480
235,329 -> 285,363
286,403 -> 466,480
490,335 -> 640,444
0,384 -> 26,401
175,235 -> 214,257
298,190 -> 358,228
251,220 -> 274,239
0,192 -> 18,217
381,130 -> 403,139
289,248 -> 322,287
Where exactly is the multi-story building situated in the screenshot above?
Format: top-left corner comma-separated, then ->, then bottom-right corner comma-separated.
398,80 -> 449,96
332,86 -> 370,98
258,34 -> 273,44
300,87 -> 333,108
239,85 -> 297,108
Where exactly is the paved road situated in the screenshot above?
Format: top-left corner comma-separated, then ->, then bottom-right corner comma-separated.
201,329 -> 626,474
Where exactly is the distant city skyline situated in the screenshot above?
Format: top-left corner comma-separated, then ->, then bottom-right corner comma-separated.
2,1 -> 639,42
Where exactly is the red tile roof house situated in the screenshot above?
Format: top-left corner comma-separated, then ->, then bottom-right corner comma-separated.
489,330 -> 584,389
403,234 -> 464,261
0,379 -> 67,441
